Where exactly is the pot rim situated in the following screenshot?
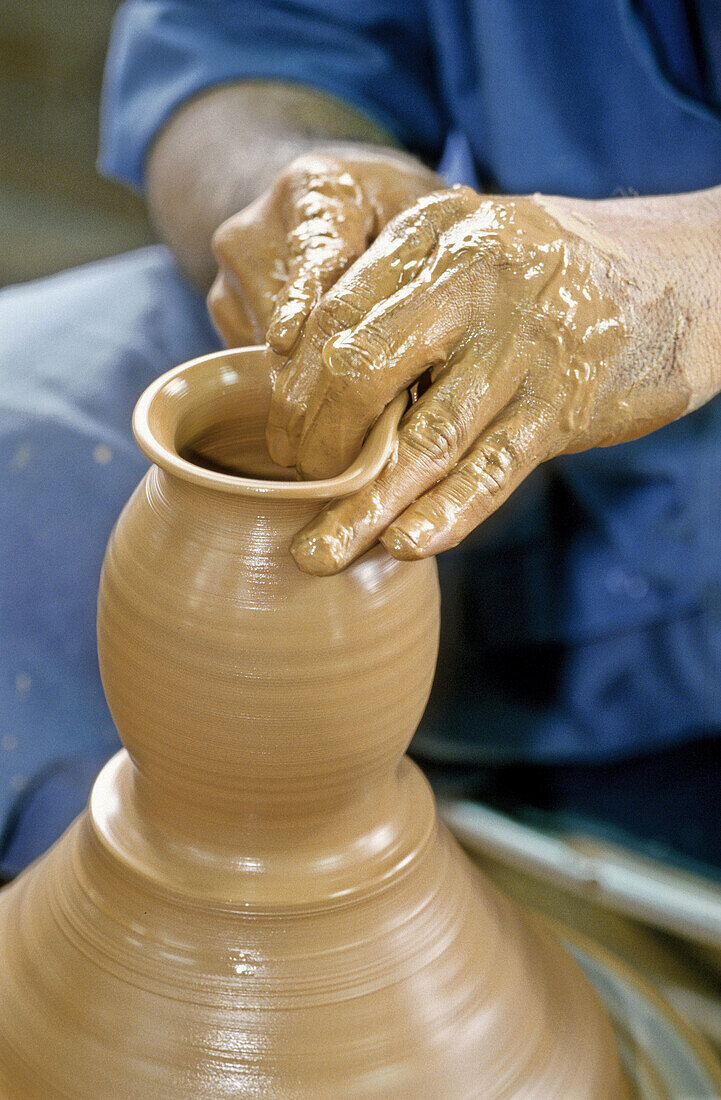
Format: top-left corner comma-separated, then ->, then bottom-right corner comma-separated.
133,346 -> 406,499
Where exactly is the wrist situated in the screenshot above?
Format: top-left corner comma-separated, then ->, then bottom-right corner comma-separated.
540,188 -> 721,410
524,193 -> 689,446
611,189 -> 721,413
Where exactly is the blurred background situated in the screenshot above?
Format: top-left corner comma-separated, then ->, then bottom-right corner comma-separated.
1,0 -> 152,286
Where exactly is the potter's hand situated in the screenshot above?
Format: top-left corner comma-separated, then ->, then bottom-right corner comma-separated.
207,150 -> 439,349
275,184 -> 721,574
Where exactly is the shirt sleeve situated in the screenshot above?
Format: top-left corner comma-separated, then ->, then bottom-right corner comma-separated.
98,0 -> 445,190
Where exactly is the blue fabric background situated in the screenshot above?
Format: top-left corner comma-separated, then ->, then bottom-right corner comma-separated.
100,0 -> 721,196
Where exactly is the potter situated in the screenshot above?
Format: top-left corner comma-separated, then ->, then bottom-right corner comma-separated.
0,347 -> 629,1097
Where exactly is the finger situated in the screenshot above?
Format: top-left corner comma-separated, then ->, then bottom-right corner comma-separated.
266,186 -> 481,467
264,288 -> 369,467
290,350 -> 521,575
381,401 -> 551,559
266,203 -> 373,355
207,270 -> 262,347
293,246 -> 500,480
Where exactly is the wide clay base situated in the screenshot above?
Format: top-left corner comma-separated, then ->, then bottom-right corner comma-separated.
0,751 -> 628,1099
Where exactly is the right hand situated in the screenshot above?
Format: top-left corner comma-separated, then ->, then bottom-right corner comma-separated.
207,150 -> 439,351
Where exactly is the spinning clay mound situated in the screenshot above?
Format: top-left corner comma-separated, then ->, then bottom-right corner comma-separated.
0,346 -> 630,1098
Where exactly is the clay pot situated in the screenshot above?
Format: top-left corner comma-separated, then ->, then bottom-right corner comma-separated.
0,347 -> 629,1097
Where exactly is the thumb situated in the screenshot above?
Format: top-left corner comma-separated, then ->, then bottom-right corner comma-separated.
209,191 -> 285,346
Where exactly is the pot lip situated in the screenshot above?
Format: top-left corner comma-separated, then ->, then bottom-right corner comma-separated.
133,346 -> 406,500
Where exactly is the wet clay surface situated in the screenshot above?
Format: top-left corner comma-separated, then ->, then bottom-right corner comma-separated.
0,348 -> 629,1097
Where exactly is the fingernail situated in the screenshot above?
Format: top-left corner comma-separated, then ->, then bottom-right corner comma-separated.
267,308 -> 303,355
382,516 -> 434,558
265,425 -> 296,467
291,530 -> 350,576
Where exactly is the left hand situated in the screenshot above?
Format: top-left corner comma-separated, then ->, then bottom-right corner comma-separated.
207,149 -> 439,349
266,186 -> 693,575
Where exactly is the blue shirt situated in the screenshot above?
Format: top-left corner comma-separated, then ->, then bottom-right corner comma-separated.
99,0 -> 721,197
96,1 -> 721,765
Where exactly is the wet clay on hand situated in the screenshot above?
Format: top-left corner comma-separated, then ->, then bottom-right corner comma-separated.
0,347 -> 629,1098
207,149 -> 440,348
270,184 -> 720,574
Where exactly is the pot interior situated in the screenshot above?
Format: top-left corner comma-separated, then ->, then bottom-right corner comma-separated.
171,349 -> 299,481
180,414 -> 299,482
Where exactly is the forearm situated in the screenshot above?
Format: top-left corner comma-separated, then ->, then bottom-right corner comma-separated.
146,81 -> 415,289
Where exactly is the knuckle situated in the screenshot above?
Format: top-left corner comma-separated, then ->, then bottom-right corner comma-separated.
312,300 -> 344,343
206,278 -> 224,313
351,319 -> 391,372
323,340 -> 366,385
441,185 -> 481,222
464,434 -> 521,499
405,401 -> 464,466
206,276 -> 235,324
491,427 -> 522,467
282,155 -> 359,207
206,290 -> 238,342
386,210 -> 436,254
284,152 -> 328,179
312,292 -> 365,341
275,162 -> 302,200
466,456 -> 508,499
385,193 -> 442,242
211,218 -> 253,268
400,184 -> 478,229
520,312 -> 556,346
325,321 -> 391,385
